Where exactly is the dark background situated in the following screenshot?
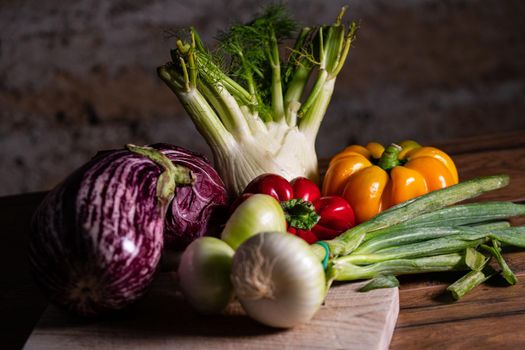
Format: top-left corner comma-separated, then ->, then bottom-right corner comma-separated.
1,0 -> 524,196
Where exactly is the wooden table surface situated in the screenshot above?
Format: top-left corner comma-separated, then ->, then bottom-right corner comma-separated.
2,131 -> 525,349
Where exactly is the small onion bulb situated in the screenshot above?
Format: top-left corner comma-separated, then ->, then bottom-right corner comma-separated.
221,194 -> 287,250
178,237 -> 234,314
231,232 -> 326,328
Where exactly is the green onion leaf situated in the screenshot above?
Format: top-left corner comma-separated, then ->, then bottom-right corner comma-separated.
481,241 -> 518,285
447,264 -> 496,300
359,275 -> 400,292
464,247 -> 487,271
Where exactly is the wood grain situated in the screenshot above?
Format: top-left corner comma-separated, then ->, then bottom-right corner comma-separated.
453,147 -> 525,202
392,312 -> 525,349
434,130 -> 525,156
24,275 -> 399,350
2,130 -> 525,349
397,283 -> 525,327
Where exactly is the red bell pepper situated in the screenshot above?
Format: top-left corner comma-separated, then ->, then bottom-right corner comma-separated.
237,174 -> 356,243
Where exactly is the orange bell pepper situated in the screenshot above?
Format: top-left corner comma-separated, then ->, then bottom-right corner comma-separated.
322,141 -> 459,223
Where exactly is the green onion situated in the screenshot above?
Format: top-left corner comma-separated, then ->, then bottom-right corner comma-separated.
394,202 -> 525,228
338,237 -> 486,265
178,237 -> 235,314
464,247 -> 488,271
359,275 -> 400,292
330,253 -> 466,281
481,240 -> 518,285
355,223 -> 516,255
447,265 -> 495,300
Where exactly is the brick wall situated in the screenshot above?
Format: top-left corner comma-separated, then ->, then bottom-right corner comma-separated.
1,0 -> 524,195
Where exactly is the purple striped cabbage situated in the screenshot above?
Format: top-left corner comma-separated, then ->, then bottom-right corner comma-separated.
150,143 -> 228,250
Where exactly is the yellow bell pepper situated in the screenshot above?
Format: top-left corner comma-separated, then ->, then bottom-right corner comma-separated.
322,141 -> 459,223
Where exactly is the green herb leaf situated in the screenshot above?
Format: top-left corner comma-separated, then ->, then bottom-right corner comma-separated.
464,247 -> 487,271
359,275 -> 400,292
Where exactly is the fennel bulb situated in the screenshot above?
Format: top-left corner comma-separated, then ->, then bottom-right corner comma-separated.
159,5 -> 356,195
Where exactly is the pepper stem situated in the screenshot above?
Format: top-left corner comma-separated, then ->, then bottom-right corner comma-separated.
377,143 -> 403,170
281,199 -> 320,230
126,144 -> 194,206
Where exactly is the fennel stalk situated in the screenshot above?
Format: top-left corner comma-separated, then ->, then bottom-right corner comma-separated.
159,5 -> 357,195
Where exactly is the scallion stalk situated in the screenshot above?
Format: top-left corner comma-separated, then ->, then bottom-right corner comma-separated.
355,223 -> 514,255
338,237 -> 486,265
481,240 -> 518,285
330,253 -> 466,281
392,202 -> 525,229
446,266 -> 495,300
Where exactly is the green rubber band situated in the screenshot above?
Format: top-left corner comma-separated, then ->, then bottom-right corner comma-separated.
315,241 -> 330,270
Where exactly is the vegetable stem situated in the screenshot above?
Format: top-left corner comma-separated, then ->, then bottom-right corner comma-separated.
179,58 -> 191,91
488,227 -> 525,247
282,27 -> 313,124
332,22 -> 357,76
447,264 -> 495,300
377,144 -> 403,170
190,49 -> 253,105
298,69 -> 328,118
203,81 -> 252,139
331,253 -> 466,281
284,63 -> 311,125
171,83 -> 236,153
189,31 -> 198,87
299,77 -> 335,141
481,241 -> 518,285
269,28 -> 285,122
357,223 -> 513,255
359,275 -> 400,292
340,237 -> 486,265
390,202 -> 525,229
126,144 -> 194,206
355,227 -> 468,254
464,247 -> 487,271
196,80 -> 236,132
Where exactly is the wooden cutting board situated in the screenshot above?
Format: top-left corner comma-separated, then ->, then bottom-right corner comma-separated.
24,273 -> 399,350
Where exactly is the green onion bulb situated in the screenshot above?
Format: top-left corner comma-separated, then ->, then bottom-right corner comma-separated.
178,237 -> 235,314
221,194 -> 287,249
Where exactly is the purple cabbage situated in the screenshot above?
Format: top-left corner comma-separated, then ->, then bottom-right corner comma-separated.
29,145 -> 193,316
150,143 -> 228,250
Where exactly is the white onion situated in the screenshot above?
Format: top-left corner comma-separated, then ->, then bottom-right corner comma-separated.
178,237 -> 234,314
231,232 -> 326,328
